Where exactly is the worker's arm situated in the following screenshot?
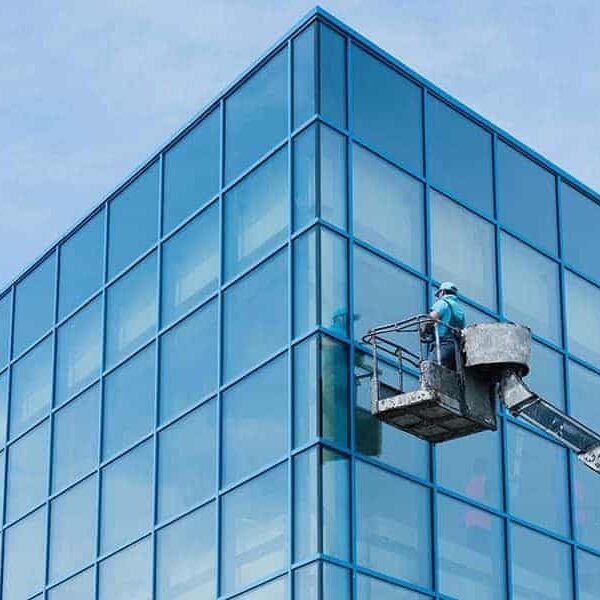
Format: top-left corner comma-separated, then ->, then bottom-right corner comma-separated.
429,309 -> 441,321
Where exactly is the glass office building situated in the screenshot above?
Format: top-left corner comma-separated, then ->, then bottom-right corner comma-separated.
1,6 -> 599,599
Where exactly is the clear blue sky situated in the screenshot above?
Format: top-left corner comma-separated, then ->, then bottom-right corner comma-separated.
1,1 -> 599,288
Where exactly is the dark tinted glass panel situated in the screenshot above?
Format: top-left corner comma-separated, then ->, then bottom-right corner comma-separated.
99,538 -> 151,600
163,108 -> 220,233
293,24 -> 316,129
321,337 -> 348,447
526,341 -> 564,409
48,569 -> 94,600
0,292 -> 11,368
320,24 -> 347,128
0,371 -> 7,446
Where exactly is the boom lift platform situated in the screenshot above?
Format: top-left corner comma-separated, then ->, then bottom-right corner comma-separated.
363,316 -> 600,475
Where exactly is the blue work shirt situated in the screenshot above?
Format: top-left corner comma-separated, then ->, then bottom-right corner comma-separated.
431,295 -> 466,339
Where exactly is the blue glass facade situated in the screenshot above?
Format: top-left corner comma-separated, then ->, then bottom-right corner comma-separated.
0,7 -> 599,599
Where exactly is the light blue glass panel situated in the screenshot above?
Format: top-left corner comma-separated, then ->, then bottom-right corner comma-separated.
163,108 -> 220,233
294,562 -> 351,600
48,569 -> 95,600
570,361 -> 600,434
2,507 -> 46,599
0,451 -> 4,523
579,550 -> 600,600
0,372 -> 6,446
321,229 -> 348,334
161,202 -> 219,326
56,297 -> 102,405
294,448 -> 318,561
428,97 -> 493,215
293,336 -> 317,448
498,141 -> 557,254
236,576 -> 288,600
508,423 -> 569,535
356,461 -> 431,587
501,233 -> 561,344
321,336 -> 348,447
353,144 -> 424,270
221,464 -> 288,595
13,252 -> 55,357
99,537 -> 151,600
352,45 -> 422,174
103,344 -> 155,459
293,125 -> 317,232
52,385 -> 99,493
293,229 -> 317,336
224,147 -> 288,280
357,574 -> 429,599
565,270 -> 600,366
223,250 -> 288,382
0,292 -> 11,368
293,24 -> 316,129
223,355 -> 287,486
322,449 -> 350,560
320,24 -> 347,129
49,475 -> 96,583
106,252 -> 157,368
159,300 -> 218,424
100,440 -> 153,554
6,419 -> 48,521
431,190 -> 496,309
511,524 -> 572,600
108,162 -> 159,278
10,335 -> 52,438
59,211 -> 105,319
525,341 -> 564,409
293,562 -> 319,600
320,125 -> 347,228
573,459 -> 600,549
156,502 -> 215,599
225,49 -> 288,182
157,399 -> 216,522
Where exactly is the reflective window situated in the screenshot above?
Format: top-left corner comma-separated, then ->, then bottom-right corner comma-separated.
157,400 -> 216,522
293,229 -> 317,336
570,361 -> 600,433
320,125 -> 347,228
163,108 -> 220,233
13,252 -> 56,356
357,574 -> 429,599
0,371 -> 6,446
294,562 -> 351,600
106,252 -> 157,368
0,453 -> 4,519
101,440 -> 153,554
6,419 -> 48,521
236,576 -> 288,600
49,476 -> 96,583
223,355 -> 287,486
353,144 -> 424,270
10,335 -> 52,437
52,385 -> 99,493
223,250 -> 288,382
321,336 -> 348,447
293,336 -> 318,448
511,524 -> 572,600
161,202 -> 218,326
0,292 -> 11,368
103,344 -> 155,459
501,233 -> 561,344
579,550 -> 600,600
497,141 -> 557,254
224,147 -> 288,280
59,211 -> 105,319
428,97 -> 493,215
508,423 -> 569,535
574,457 -> 600,558
108,162 -> 159,278
48,569 -> 95,600
225,49 -> 288,182
56,297 -> 102,405
321,229 -> 348,333
431,191 -> 497,309
526,341 -> 564,409
356,461 -> 431,587
293,448 -> 317,560
292,24 -> 316,129
221,464 -> 288,595
322,449 -> 350,559
99,537 -> 151,600
320,24 -> 347,128
352,45 -> 422,174
156,502 -> 215,599
159,300 -> 218,424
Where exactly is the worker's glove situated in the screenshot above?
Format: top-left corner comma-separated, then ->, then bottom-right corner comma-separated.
419,321 -> 434,342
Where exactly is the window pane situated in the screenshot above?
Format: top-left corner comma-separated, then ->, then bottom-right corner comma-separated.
321,229 -> 348,333
225,49 -> 288,182
6,419 -> 48,521
508,423 -> 569,535
223,250 -> 288,382
48,569 -> 94,600
59,211 -> 105,319
293,336 -> 318,448
49,476 -> 96,583
353,144 -> 424,270
236,576 -> 288,600
0,371 -> 6,446
101,440 -> 153,554
0,292 -> 11,368
501,233 -> 561,344
103,344 -> 155,459
293,24 -> 316,129
52,385 -> 99,493
321,336 -> 348,447
293,125 -> 317,231
106,252 -> 157,368
99,538 -> 151,600
221,464 -> 288,595
431,190 -> 497,309
56,297 -> 102,405
498,141 -> 557,254
294,448 -> 318,561
10,335 -> 52,437
156,502 -> 215,599
294,562 -> 351,600
579,550 -> 600,600
320,125 -> 347,228
357,574 -> 428,599
320,24 -> 347,129
511,525 -> 572,600
224,147 -> 288,280
322,449 -> 350,560
356,461 -> 431,587
159,300 -> 218,424
163,108 -> 220,233
293,229 -> 317,336
223,355 -> 288,486
352,46 -> 422,174
161,202 -> 218,326
14,252 -> 56,356
108,162 -> 159,278
525,341 -> 564,409
157,400 -> 216,522
439,495 -> 505,600
428,97 -> 493,215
